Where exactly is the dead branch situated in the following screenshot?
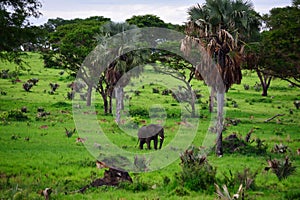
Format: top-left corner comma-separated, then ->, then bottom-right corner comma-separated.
264,114 -> 285,123
245,128 -> 254,143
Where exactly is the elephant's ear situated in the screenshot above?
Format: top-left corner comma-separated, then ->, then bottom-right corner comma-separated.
147,124 -> 163,137
138,126 -> 149,138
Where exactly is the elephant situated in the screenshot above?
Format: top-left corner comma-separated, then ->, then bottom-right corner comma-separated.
137,124 -> 164,150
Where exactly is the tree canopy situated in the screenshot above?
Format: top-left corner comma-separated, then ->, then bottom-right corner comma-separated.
261,3 -> 300,87
126,14 -> 184,32
43,16 -> 111,72
0,0 -> 42,64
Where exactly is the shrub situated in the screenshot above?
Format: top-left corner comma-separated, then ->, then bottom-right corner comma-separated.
271,143 -> 289,154
215,183 -> 244,200
0,110 -> 28,121
222,133 -> 268,155
49,83 -> 59,92
27,78 -> 39,85
265,156 -> 296,181
129,107 -> 148,117
243,84 -> 250,90
170,186 -> 190,196
223,168 -> 258,190
22,82 -> 33,92
283,189 -> 300,199
176,147 -> 216,192
0,69 -> 10,79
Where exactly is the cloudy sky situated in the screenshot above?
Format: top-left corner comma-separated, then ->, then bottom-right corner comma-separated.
31,0 -> 292,25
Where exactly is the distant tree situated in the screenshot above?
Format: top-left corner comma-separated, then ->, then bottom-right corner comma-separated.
126,14 -> 184,32
0,0 -> 42,64
259,3 -> 300,87
243,30 -> 283,97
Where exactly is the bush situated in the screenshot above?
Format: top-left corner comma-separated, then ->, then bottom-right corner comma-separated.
23,82 -> 33,92
271,143 -> 289,154
129,107 -> 149,117
283,189 -> 300,199
222,133 -> 268,155
223,168 -> 258,190
265,156 -> 296,181
176,147 -> 216,192
0,69 -> 10,79
0,110 -> 28,121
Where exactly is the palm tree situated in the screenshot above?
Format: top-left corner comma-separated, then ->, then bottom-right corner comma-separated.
182,0 -> 261,156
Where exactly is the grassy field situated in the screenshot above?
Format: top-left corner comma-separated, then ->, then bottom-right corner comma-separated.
0,53 -> 299,199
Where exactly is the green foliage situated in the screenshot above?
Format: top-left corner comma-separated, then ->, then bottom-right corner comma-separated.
125,14 -> 183,31
0,0 -> 42,64
43,16 -> 110,71
223,168 -> 258,190
176,147 -> 216,192
283,189 -> 300,200
0,110 -> 28,121
245,97 -> 272,103
259,4 -> 300,87
222,133 -> 268,155
170,186 -> 190,197
129,107 -> 149,117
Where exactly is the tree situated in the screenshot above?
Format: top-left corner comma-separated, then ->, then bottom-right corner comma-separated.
126,14 -> 183,31
94,22 -> 148,120
151,41 -> 198,117
182,0 -> 261,156
258,2 -> 300,87
243,35 -> 272,96
0,0 -> 42,64
41,16 -> 110,106
45,16 -> 110,72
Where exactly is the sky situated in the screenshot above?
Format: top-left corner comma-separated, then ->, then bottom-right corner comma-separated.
31,0 -> 292,25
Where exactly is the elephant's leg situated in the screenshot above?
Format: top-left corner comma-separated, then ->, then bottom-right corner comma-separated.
139,139 -> 145,149
146,138 -> 151,149
153,137 -> 158,150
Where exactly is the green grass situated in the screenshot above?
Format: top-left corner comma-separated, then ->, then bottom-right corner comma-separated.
0,53 -> 300,199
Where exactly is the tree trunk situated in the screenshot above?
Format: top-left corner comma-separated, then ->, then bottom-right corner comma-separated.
262,85 -> 268,96
190,87 -> 196,118
115,86 -> 123,124
86,85 -> 93,106
103,97 -> 108,114
109,90 -> 113,114
120,87 -> 124,110
215,92 -> 224,157
209,87 -> 216,113
256,69 -> 272,97
96,80 -> 109,114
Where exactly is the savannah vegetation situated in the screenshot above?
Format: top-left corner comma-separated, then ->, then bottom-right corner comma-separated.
1,0 -> 300,199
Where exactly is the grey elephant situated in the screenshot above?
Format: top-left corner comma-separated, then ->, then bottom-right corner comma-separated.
137,124 -> 164,150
